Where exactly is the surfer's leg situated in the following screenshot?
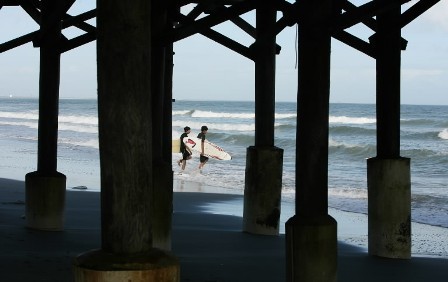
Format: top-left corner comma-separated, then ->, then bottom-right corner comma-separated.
179,151 -> 189,168
198,155 -> 208,170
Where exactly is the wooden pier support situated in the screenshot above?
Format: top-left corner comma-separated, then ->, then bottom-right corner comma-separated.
25,171 -> 66,231
243,146 -> 283,235
243,1 -> 284,236
25,0 -> 67,231
73,1 -> 179,280
73,249 -> 179,282
367,157 -> 411,258
367,1 -> 411,259
151,0 -> 174,251
285,1 -> 337,281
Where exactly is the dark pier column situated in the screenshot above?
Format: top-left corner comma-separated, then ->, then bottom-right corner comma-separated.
150,0 -> 174,251
285,1 -> 337,281
73,0 -> 179,280
25,0 -> 66,231
367,1 -> 411,259
243,2 -> 284,235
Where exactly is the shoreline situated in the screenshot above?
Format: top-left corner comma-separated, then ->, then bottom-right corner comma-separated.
2,176 -> 448,258
174,178 -> 448,258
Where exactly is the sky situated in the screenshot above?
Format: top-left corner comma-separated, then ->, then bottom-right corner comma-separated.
0,0 -> 447,105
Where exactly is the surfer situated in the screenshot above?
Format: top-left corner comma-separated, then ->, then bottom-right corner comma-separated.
177,126 -> 192,170
198,125 -> 209,171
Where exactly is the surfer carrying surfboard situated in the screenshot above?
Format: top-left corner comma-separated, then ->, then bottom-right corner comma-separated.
198,125 -> 209,171
177,126 -> 192,170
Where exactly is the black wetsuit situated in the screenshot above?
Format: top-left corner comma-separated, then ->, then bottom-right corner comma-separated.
180,132 -> 191,160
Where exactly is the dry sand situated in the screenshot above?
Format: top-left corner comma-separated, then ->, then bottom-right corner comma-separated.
1,178 -> 447,281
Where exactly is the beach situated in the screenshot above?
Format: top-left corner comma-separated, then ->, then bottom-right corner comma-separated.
1,96 -> 447,281
1,177 -> 447,282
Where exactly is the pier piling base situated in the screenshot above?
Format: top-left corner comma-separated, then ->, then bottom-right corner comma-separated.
73,249 -> 179,282
25,171 -> 66,231
367,157 -> 411,259
243,146 -> 283,235
285,214 -> 337,282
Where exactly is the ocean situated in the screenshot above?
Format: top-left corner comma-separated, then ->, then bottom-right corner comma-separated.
1,97 -> 447,229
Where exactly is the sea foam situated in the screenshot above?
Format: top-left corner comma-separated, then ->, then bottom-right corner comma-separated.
439,129 -> 448,140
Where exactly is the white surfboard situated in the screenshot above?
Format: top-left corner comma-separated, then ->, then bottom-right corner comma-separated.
183,136 -> 231,161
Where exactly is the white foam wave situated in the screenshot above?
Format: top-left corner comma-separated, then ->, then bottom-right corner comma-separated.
439,129 -> 448,140
59,115 -> 98,125
275,113 -> 296,119
329,187 -> 368,199
0,111 -> 38,120
13,135 -> 38,142
1,111 -> 97,125
59,138 -> 99,149
192,110 -> 254,119
183,110 -> 296,120
328,139 -> 344,147
0,120 -> 97,134
173,120 -> 255,132
328,138 -> 360,149
0,112 -> 98,126
173,110 -> 191,116
330,115 -> 376,124
58,123 -> 98,134
0,120 -> 38,129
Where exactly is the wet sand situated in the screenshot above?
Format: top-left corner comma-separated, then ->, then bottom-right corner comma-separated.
0,178 -> 447,281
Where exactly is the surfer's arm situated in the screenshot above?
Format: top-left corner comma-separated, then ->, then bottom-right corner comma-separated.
201,140 -> 205,155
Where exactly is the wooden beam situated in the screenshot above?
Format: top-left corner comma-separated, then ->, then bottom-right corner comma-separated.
97,0 -> 153,254
20,0 -> 41,24
230,16 -> 256,38
273,1 -> 300,35
333,0 -> 411,31
177,13 -> 253,59
0,31 -> 37,52
60,31 -> 96,53
341,0 -> 408,45
401,0 -> 440,28
178,0 -> 246,6
287,0 -> 337,279
230,12 -> 282,53
204,26 -> 254,59
376,0 -> 402,158
62,9 -> 96,33
1,0 -> 21,6
338,0 -> 378,31
165,0 -> 257,43
1,9 -> 96,53
275,0 -> 296,13
254,1 -> 277,146
186,4 -> 204,19
33,0 -> 76,47
332,30 -> 375,58
37,0 -> 63,173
